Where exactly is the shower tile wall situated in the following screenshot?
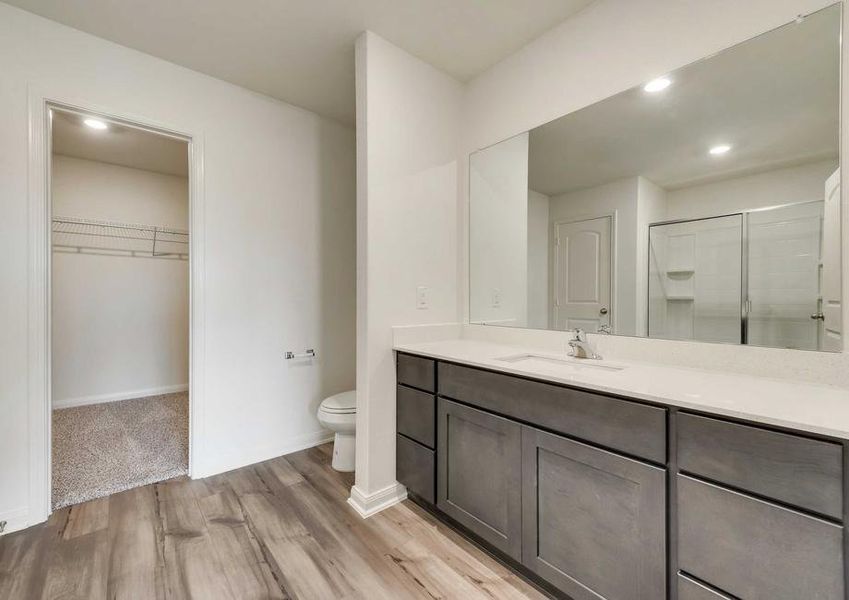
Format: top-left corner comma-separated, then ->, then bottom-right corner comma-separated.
649,215 -> 741,344
748,202 -> 823,350
693,222 -> 742,344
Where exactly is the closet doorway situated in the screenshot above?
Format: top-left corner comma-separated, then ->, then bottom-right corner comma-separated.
48,106 -> 191,509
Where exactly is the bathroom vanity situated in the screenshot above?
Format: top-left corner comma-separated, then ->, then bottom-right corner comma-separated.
390,5 -> 848,599
394,343 -> 849,600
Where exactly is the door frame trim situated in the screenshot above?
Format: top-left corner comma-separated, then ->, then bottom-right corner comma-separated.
550,211 -> 617,333
26,87 -> 206,526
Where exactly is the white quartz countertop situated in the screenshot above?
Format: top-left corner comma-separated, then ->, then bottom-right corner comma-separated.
394,338 -> 849,441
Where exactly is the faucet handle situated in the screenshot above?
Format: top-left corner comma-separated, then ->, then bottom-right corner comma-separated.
571,328 -> 586,342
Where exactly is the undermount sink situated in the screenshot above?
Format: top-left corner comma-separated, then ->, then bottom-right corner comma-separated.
495,353 -> 625,373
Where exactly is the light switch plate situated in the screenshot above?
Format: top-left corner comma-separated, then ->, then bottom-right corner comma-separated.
416,286 -> 429,309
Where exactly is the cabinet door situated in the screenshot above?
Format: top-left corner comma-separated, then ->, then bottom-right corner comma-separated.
397,384 -> 436,448
678,474 -> 844,600
522,427 -> 666,600
396,434 -> 434,503
437,398 -> 522,560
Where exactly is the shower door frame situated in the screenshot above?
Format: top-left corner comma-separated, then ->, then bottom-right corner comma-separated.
647,200 -> 829,348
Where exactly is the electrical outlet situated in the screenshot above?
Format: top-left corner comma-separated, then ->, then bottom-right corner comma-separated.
491,288 -> 501,308
416,286 -> 429,309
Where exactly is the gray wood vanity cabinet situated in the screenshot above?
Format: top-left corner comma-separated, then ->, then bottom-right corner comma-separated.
395,352 -> 849,600
522,427 -> 666,600
437,399 -> 522,559
676,413 -> 845,600
678,474 -> 843,599
677,412 -> 843,519
395,353 -> 437,503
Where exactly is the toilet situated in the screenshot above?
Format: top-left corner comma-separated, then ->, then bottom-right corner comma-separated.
317,390 -> 356,472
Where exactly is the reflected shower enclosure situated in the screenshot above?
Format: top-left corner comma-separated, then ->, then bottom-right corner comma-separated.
648,201 -> 834,350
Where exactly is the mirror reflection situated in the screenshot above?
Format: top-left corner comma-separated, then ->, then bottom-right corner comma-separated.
469,4 -> 841,351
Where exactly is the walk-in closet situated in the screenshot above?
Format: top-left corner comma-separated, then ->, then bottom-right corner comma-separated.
50,108 -> 190,508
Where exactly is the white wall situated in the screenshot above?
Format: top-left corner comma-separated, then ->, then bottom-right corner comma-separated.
354,31 -> 462,503
527,189 -> 550,329
52,155 -> 189,407
549,177 -> 639,335
667,159 -> 837,220
636,177 -> 668,336
469,132 -> 529,326
459,0 -> 849,384
52,155 -> 189,225
0,4 -> 355,532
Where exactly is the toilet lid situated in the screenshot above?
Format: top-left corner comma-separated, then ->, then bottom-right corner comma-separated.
320,390 -> 356,414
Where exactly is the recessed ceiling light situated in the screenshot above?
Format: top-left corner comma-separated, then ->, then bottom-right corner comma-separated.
83,118 -> 108,130
709,144 -> 732,155
643,77 -> 671,93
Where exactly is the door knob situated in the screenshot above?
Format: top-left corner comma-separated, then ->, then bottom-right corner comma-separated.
810,313 -> 825,320
599,307 -> 608,315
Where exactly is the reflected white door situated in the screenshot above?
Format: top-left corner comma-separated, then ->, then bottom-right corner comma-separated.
553,216 -> 612,332
821,169 -> 842,351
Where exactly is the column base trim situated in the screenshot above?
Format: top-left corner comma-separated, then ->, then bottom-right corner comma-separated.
347,482 -> 407,518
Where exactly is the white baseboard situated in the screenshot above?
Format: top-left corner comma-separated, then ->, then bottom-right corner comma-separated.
0,507 -> 30,536
348,482 -> 408,518
53,383 -> 189,409
193,429 -> 334,480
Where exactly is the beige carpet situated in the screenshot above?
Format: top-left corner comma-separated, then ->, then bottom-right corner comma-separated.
52,392 -> 188,509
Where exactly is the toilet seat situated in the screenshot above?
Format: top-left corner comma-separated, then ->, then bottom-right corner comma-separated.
319,390 -> 356,414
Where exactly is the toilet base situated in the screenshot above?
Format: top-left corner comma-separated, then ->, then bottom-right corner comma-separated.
331,432 -> 356,472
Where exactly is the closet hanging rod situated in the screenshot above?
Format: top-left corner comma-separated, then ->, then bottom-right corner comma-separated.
51,216 -> 188,259
52,216 -> 188,237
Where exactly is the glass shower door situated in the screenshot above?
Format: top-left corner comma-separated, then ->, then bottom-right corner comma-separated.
746,202 -> 823,350
648,215 -> 743,343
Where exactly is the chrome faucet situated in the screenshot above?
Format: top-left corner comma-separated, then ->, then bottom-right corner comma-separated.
568,329 -> 601,360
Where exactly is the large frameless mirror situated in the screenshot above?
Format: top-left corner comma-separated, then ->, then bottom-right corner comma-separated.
469,3 -> 842,351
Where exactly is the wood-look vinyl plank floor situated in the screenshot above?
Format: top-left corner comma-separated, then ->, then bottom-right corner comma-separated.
0,443 -> 549,600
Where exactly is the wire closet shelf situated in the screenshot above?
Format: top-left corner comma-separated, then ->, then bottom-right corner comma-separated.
52,216 -> 189,260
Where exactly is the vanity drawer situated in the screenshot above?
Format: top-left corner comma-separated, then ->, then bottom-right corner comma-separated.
678,474 -> 844,600
438,362 -> 666,463
678,412 -> 843,519
677,574 -> 733,600
396,434 -> 434,503
397,353 -> 435,392
397,385 -> 435,448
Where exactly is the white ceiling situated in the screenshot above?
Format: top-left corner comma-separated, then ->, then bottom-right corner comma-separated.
527,4 -> 840,196
52,109 -> 189,177
7,0 -> 594,125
